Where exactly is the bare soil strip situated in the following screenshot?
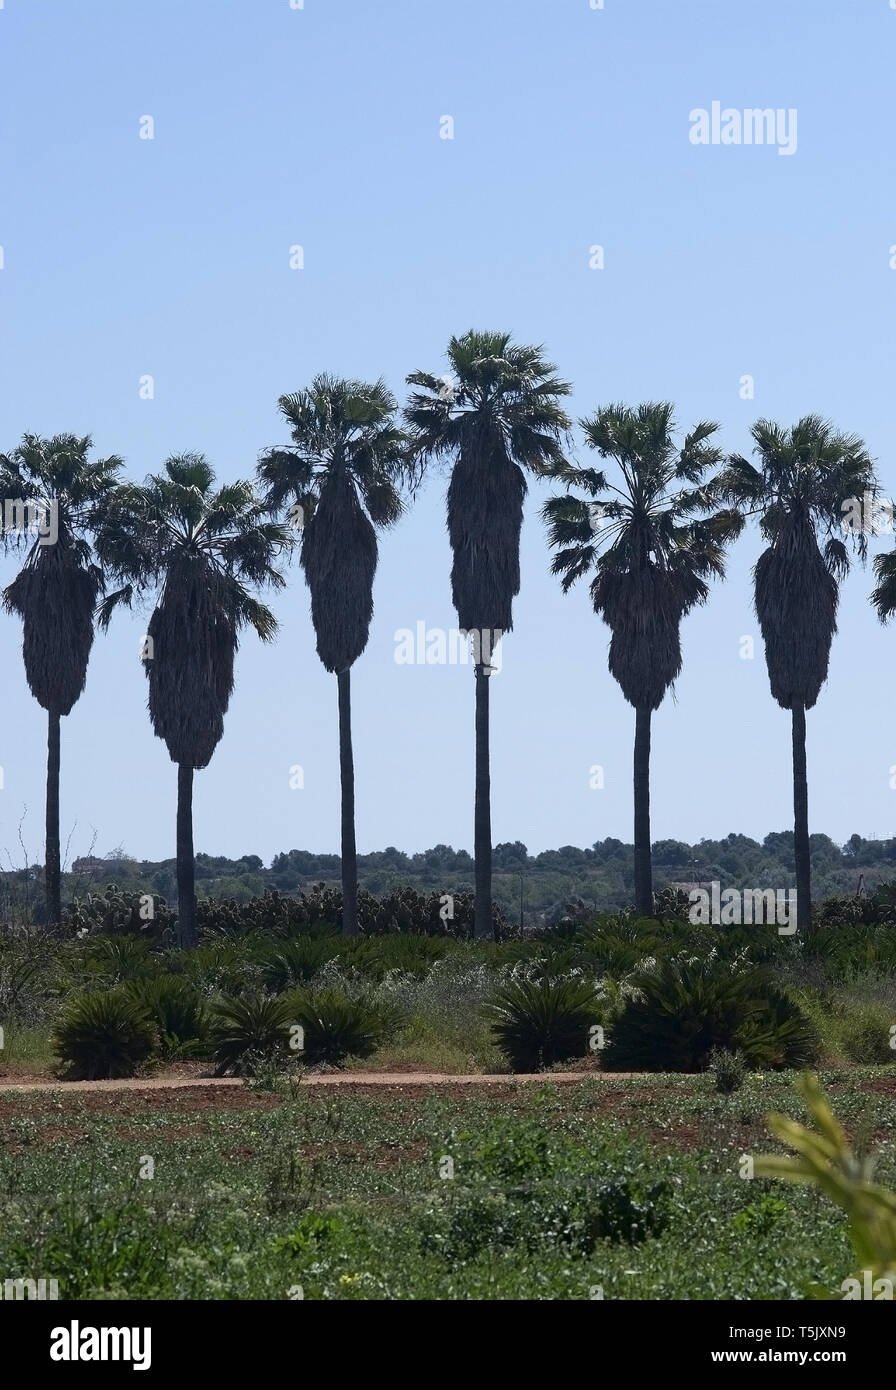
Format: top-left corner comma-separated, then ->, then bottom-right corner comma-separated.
0,1071 -> 600,1094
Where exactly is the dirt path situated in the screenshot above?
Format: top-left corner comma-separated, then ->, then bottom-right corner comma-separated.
0,1070 -> 601,1094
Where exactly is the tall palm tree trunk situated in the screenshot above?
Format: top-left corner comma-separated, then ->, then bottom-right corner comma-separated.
338,669 -> 359,937
176,762 -> 197,948
45,709 -> 62,927
792,702 -> 811,933
474,664 -> 492,939
633,706 -> 653,916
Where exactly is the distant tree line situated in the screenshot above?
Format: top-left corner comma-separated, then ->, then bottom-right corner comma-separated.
0,832 -> 886,929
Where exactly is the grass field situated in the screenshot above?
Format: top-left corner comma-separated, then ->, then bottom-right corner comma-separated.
0,1069 -> 891,1300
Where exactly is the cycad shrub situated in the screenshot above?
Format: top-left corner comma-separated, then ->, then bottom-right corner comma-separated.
53,991 -> 157,1079
602,957 -> 819,1072
169,942 -> 261,997
483,976 -> 602,1072
284,989 -> 397,1065
578,934 -> 649,977
259,936 -> 342,991
82,936 -> 157,984
211,994 -> 297,1075
340,933 -> 454,980
734,990 -> 822,1069
124,976 -> 210,1059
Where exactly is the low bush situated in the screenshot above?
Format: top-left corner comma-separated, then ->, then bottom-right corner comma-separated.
53,991 -> 157,1079
340,933 -> 455,980
81,936 -> 158,985
124,976 -> 210,1059
483,976 -> 602,1072
840,1004 -> 896,1064
211,994 -> 297,1075
806,921 -> 896,978
733,990 -> 821,1070
708,1047 -> 746,1094
602,957 -> 820,1072
0,943 -> 54,1025
284,989 -> 400,1065
421,1119 -> 673,1259
581,1177 -> 671,1245
197,889 -> 333,939
169,942 -> 262,997
732,1196 -> 789,1236
259,936 -> 342,991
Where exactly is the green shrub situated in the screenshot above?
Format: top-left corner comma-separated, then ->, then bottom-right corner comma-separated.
356,887 -> 510,939
340,933 -> 455,980
420,1183 -> 669,1261
786,985 -> 840,1061
465,1116 -> 556,1183
840,1004 -> 896,1064
708,1047 -> 746,1094
732,1196 -> 789,1236
53,991 -> 157,1079
210,994 -> 297,1075
483,976 -> 602,1072
603,958 -> 820,1072
259,936 -> 342,991
420,1120 -> 672,1259
581,1178 -> 671,1245
82,936 -> 157,984
652,887 -> 694,923
0,944 -> 53,1025
124,976 -> 210,1059
755,1073 -> 896,1293
169,942 -> 261,997
806,921 -> 896,978
5,1198 -> 179,1299
285,989 -> 396,1065
418,1195 -> 510,1261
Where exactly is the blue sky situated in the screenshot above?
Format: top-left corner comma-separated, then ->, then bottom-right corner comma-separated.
1,0 -> 895,867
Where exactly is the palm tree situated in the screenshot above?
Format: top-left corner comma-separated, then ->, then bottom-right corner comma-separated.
257,376 -> 409,936
0,434 -> 123,927
718,417 -> 876,932
95,454 -> 287,947
405,331 -> 572,939
543,403 -> 739,916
